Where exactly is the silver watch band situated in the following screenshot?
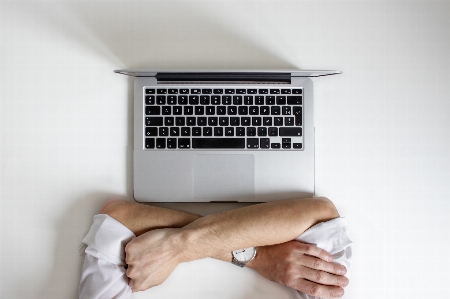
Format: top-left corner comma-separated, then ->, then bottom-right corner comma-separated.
231,257 -> 247,268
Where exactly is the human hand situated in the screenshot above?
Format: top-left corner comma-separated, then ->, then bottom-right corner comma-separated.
248,241 -> 348,298
125,228 -> 186,292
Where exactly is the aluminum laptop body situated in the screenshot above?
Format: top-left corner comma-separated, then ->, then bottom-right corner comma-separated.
115,70 -> 340,202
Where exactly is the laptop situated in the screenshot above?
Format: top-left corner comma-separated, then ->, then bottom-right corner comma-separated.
115,70 -> 341,202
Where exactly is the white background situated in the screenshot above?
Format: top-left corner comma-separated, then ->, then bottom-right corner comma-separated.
1,1 -> 449,298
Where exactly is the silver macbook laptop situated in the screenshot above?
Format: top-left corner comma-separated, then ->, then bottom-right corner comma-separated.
115,70 -> 340,202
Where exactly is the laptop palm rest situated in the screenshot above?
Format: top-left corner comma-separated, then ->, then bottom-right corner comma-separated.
194,154 -> 254,201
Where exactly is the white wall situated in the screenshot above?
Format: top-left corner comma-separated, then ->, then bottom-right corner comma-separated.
1,1 -> 449,298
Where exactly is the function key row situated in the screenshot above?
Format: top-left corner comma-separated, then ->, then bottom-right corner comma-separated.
145,88 -> 302,95
145,95 -> 302,106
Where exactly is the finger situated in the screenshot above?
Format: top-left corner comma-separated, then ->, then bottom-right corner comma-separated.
298,254 -> 347,275
299,266 -> 349,288
293,278 -> 345,298
296,242 -> 334,262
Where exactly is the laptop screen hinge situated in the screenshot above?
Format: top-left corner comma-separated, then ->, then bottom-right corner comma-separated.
155,72 -> 291,84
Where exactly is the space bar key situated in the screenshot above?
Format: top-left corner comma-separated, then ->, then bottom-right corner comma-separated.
192,138 -> 245,149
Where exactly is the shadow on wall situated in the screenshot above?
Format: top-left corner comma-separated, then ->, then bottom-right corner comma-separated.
25,1 -> 297,70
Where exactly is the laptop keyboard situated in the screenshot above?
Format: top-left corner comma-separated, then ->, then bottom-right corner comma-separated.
143,87 -> 303,150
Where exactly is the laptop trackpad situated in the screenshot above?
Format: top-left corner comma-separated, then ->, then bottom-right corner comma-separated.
194,154 -> 254,201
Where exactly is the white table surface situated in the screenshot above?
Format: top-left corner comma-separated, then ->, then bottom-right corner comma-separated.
1,1 -> 449,298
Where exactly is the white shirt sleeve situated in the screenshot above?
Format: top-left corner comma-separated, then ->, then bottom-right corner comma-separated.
294,217 -> 353,299
79,214 -> 135,299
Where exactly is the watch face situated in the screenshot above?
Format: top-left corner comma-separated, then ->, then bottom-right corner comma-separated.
233,247 -> 255,263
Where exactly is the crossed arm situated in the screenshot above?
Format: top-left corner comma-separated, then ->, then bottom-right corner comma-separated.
100,197 -> 349,298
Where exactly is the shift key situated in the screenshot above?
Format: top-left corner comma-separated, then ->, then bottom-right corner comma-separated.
279,127 -> 302,136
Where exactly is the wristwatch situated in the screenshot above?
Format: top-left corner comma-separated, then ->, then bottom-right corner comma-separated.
231,247 -> 257,268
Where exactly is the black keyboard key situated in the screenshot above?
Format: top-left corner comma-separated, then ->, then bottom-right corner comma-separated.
170,127 -> 179,136
259,89 -> 268,94
189,96 -> 199,105
213,89 -> 223,94
222,96 -> 232,105
197,117 -> 207,126
263,117 -> 272,126
271,106 -> 280,115
247,138 -> 259,148
192,127 -> 202,136
225,89 -> 234,94
281,89 -> 291,94
159,127 -> 168,136
187,117 -> 196,126
217,106 -> 226,115
168,89 -> 178,94
274,117 -> 283,126
191,89 -> 201,94
247,89 -> 257,94
282,143 -> 291,149
236,127 -> 245,136
244,96 -> 253,105
252,117 -> 261,126
176,117 -> 185,126
161,106 -> 171,115
180,88 -> 189,94
145,127 -> 158,136
203,127 -> 212,136
257,127 -> 267,136
178,138 -> 191,149
206,106 -> 215,115
230,117 -> 240,126
233,96 -> 243,105
184,106 -> 193,115
214,127 -> 223,136
287,96 -> 302,105
282,138 -> 291,143
157,89 -> 167,94
173,106 -> 182,115
146,117 -> 163,126
211,96 -> 220,105
255,96 -> 264,105
145,96 -> 155,105
266,96 -> 275,105
178,95 -> 188,105
270,89 -> 280,94
145,106 -> 161,115
241,117 -> 250,126
249,106 -> 259,115
236,89 -> 246,94
293,143 -> 303,149
208,117 -> 218,126
271,143 -> 281,149
276,96 -> 286,105
202,89 -> 212,94
165,117 -> 174,126
293,89 -> 302,94
238,106 -> 248,115
157,96 -> 166,105
279,127 -> 302,136
200,96 -> 210,105
260,106 -> 270,115
181,127 -> 190,136
167,96 -> 177,105
219,117 -> 229,126
268,127 -> 278,136
227,106 -> 237,115
156,138 -> 166,149
285,117 -> 294,126
225,127 -> 234,136
192,138 -> 245,149
167,138 -> 177,148
145,138 -> 155,149
195,106 -> 204,115
282,106 -> 291,115
247,127 -> 256,136
260,138 -> 270,148
146,89 -> 155,94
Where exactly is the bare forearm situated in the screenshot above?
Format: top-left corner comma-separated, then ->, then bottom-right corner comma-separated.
179,197 -> 338,262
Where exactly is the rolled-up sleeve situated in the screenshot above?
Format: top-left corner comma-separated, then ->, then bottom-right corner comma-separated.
294,217 -> 353,299
79,214 -> 135,299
